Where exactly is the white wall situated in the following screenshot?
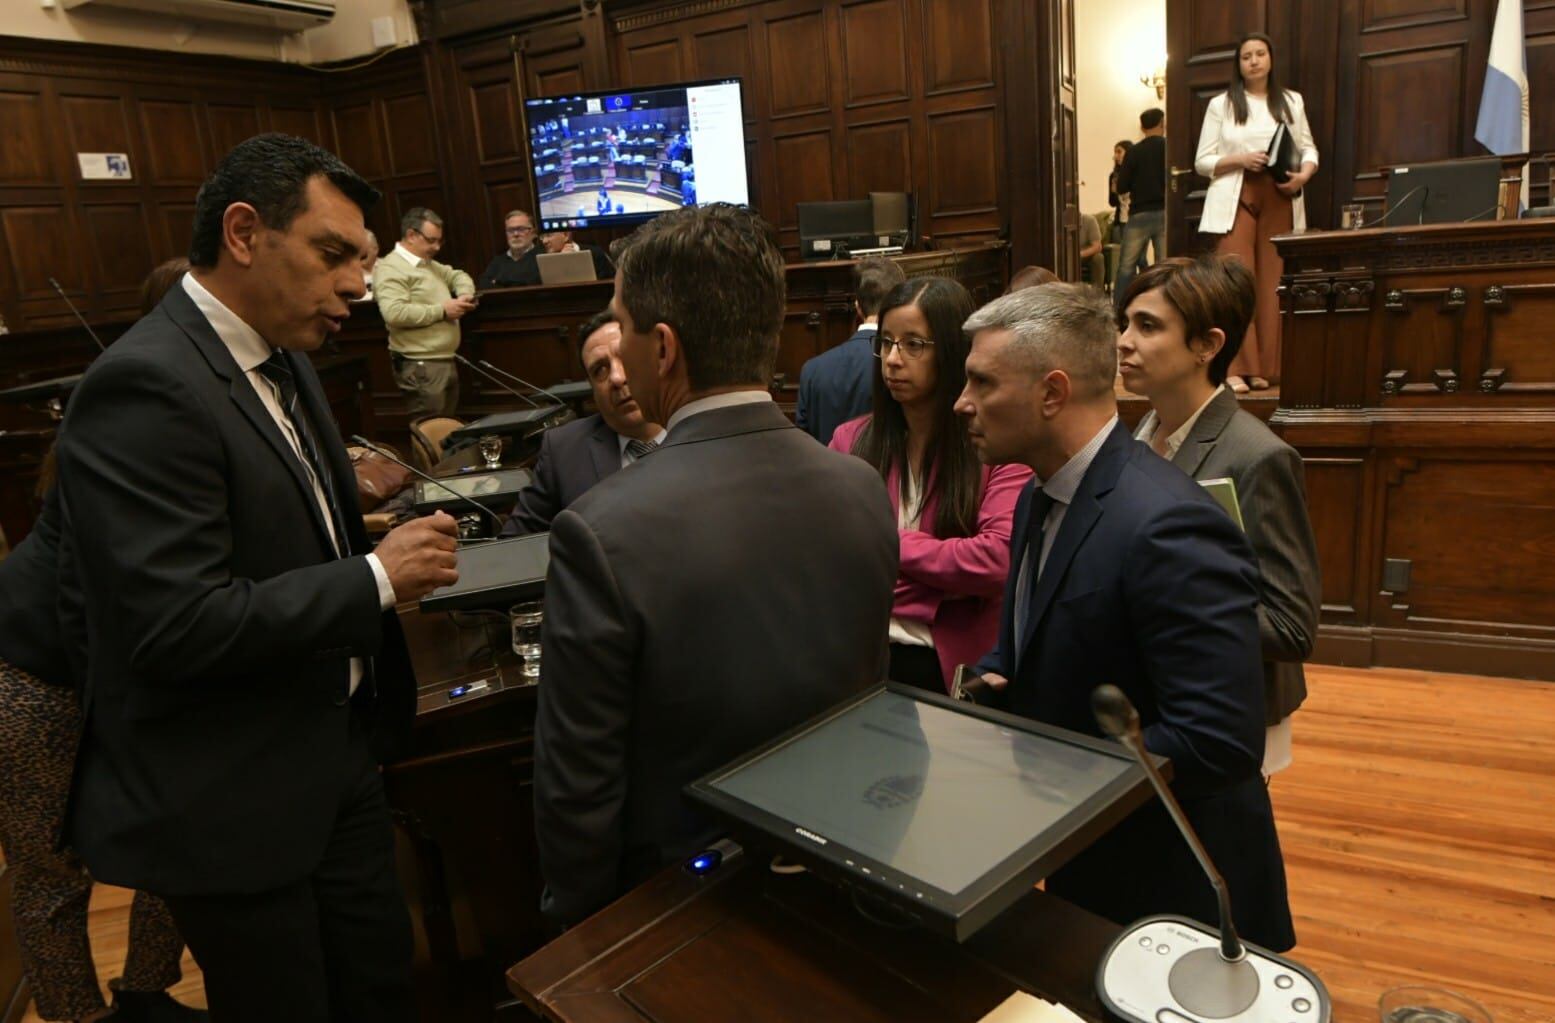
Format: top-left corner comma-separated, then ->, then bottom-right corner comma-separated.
0,0 -> 416,64
1074,0 -> 1167,220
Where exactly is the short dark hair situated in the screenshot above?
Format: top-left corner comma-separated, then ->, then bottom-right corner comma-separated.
1140,107 -> 1165,130
852,256 -> 908,318
1006,265 -> 1059,293
189,133 -> 379,268
140,257 -> 189,314
1120,254 -> 1255,386
577,307 -> 618,359
616,203 -> 786,390
401,207 -> 443,239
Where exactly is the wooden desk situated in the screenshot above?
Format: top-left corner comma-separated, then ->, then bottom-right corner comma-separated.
509,855 -> 1120,1023
1272,218 -> 1555,678
386,606 -> 546,1021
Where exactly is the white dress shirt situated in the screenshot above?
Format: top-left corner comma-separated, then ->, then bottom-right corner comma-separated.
393,241 -> 424,268
664,389 -> 774,434
616,426 -> 669,468
182,274 -> 396,695
1133,385 -> 1226,459
887,471 -> 933,648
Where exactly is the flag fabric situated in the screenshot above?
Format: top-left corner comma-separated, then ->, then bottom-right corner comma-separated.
1474,0 -> 1530,213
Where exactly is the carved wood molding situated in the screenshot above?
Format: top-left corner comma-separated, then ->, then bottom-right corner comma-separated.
1290,280 -> 1331,313
1383,456 -> 1420,487
1335,279 -> 1375,312
609,0 -> 756,31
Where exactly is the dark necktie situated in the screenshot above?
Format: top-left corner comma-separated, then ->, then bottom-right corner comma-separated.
1014,489 -> 1057,643
256,350 -> 348,556
624,437 -> 658,461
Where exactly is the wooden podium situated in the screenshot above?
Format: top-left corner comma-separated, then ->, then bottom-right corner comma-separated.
508,854 -> 1121,1023
1272,217 -> 1555,679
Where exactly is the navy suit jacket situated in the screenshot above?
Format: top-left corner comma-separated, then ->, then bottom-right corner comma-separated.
795,328 -> 876,445
499,413 -> 620,537
979,422 -> 1294,950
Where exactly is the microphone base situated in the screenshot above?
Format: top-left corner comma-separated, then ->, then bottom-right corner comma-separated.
1097,915 -> 1330,1023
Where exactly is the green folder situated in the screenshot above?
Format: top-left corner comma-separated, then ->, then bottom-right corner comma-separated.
1200,477 -> 1245,531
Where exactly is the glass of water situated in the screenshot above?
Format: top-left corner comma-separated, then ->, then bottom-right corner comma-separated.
1379,987 -> 1492,1023
509,601 -> 544,683
1341,202 -> 1368,230
478,433 -> 503,469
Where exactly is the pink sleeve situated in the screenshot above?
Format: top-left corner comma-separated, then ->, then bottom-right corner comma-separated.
897,463 -> 1033,598
828,415 -> 869,455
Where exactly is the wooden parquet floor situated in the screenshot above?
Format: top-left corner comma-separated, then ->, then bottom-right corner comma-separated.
19,664 -> 1555,1023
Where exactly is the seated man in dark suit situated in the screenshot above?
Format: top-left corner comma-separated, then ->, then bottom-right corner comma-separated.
956,283 -> 1295,951
479,208 -> 612,288
534,203 -> 899,926
794,256 -> 908,445
498,308 -> 664,536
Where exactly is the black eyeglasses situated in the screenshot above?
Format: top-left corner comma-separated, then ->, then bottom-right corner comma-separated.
872,334 -> 935,360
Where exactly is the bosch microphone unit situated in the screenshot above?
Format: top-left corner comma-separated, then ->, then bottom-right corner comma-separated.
1090,684 -> 1331,1023
348,435 -> 511,532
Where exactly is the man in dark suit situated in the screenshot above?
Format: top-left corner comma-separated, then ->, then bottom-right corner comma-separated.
498,308 -> 664,536
479,208 -> 612,288
794,256 -> 908,445
533,203 -> 899,926
956,283 -> 1294,951
56,134 -> 460,1022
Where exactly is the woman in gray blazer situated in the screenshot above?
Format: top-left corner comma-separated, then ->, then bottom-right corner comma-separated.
1116,254 -> 1321,777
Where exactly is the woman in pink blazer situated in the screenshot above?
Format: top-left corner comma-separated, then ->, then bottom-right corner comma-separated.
830,278 -> 1032,693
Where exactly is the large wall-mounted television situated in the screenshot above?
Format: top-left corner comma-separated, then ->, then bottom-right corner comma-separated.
524,77 -> 750,233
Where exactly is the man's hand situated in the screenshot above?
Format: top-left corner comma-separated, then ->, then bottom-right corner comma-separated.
375,512 -> 459,601
442,296 -> 477,321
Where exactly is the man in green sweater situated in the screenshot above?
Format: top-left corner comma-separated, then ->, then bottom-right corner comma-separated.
373,207 -> 476,416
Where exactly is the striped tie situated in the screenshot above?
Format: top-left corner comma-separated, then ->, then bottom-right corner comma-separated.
625,437 -> 658,462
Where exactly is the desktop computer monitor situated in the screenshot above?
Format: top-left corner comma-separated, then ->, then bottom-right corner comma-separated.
1385,157 -> 1505,225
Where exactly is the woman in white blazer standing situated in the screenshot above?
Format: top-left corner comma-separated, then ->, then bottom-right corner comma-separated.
1194,32 -> 1318,393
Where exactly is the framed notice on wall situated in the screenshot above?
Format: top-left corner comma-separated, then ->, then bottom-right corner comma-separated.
78,153 -> 133,180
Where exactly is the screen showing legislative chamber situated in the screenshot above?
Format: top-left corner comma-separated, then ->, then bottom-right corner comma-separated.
525,78 -> 750,232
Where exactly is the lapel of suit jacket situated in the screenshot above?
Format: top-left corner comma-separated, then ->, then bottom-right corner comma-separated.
1172,387 -> 1240,478
163,286 -> 337,554
586,414 -> 622,483
1016,422 -> 1132,663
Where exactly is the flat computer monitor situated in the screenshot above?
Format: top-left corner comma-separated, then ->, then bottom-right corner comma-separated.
525,78 -> 749,233
687,684 -> 1160,942
1385,157 -> 1505,225
796,199 -> 878,260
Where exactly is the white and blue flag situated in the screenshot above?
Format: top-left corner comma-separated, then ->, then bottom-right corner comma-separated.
1474,0 -> 1530,213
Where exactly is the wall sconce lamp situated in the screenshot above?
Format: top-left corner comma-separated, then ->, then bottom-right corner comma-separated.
1140,65 -> 1166,100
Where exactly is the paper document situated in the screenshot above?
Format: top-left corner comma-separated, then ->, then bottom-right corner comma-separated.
978,991 -> 1086,1023
1199,477 -> 1246,531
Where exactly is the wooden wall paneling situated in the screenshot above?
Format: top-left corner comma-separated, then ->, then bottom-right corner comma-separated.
1482,284 -> 1555,395
1375,455 -> 1555,638
922,0 -> 995,96
2,206 -> 85,327
267,103 -> 327,144
382,93 -> 441,177
925,107 -> 1000,234
137,97 -> 209,185
764,3 -> 831,119
845,118 -> 913,198
1302,456 -> 1369,621
621,36 -> 686,88
995,0 -> 1055,271
771,128 -> 837,231
60,92 -> 136,167
839,0 -> 910,108
80,202 -> 156,313
157,203 -> 198,267
0,86 -> 54,186
205,102 -> 263,161
332,100 -> 388,181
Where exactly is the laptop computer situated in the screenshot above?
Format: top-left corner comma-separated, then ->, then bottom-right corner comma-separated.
536,250 -> 598,284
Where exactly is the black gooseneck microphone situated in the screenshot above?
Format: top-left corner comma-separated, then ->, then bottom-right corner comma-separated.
49,277 -> 108,353
1089,684 -> 1332,1023
1364,185 -> 1429,229
349,435 -> 510,532
453,353 -> 550,410
476,359 -> 569,409
1091,684 -> 1242,962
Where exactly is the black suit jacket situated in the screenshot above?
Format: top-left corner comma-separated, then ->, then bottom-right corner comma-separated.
55,284 -> 415,897
978,422 -> 1294,950
533,400 -> 898,924
794,328 -> 877,446
498,413 -> 620,537
0,484 -> 69,686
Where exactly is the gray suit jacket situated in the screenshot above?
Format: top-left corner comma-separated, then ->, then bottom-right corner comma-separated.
1172,387 -> 1320,724
533,398 -> 898,924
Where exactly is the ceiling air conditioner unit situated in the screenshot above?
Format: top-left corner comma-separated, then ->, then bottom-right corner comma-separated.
61,0 -> 336,33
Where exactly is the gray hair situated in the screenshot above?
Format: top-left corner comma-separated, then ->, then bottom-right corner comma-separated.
400,206 -> 443,238
963,282 -> 1117,398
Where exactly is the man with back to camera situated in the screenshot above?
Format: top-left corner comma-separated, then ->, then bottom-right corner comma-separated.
953,283 -> 1295,951
498,307 -> 665,536
532,203 -> 899,926
55,133 -> 461,1022
794,255 -> 908,445
373,206 -> 476,417
1114,107 -> 1168,305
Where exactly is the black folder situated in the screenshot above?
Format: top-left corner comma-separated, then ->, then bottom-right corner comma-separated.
1266,122 -> 1300,184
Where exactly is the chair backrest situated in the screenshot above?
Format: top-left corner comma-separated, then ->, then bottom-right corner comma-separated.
409,415 -> 465,472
